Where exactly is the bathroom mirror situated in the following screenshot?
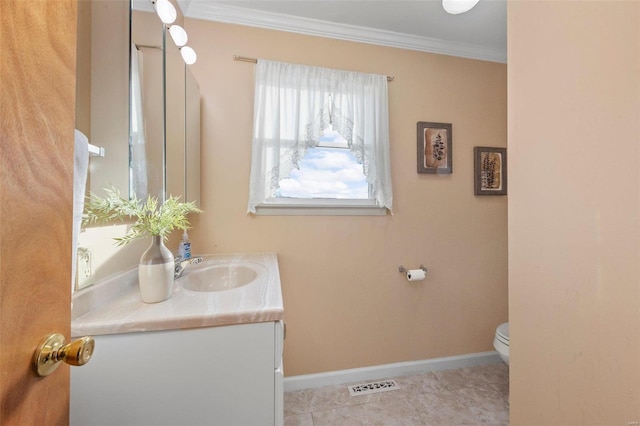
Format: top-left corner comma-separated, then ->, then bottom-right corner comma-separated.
76,0 -> 200,204
164,29 -> 186,201
76,0 -> 130,199
162,32 -> 201,205
185,67 -> 201,204
131,0 -> 200,204
130,6 -> 165,201
75,0 -> 200,290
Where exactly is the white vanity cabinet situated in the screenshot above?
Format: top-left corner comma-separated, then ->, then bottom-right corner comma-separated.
71,320 -> 285,426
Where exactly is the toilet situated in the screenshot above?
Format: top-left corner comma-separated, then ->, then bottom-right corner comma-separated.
493,322 -> 509,365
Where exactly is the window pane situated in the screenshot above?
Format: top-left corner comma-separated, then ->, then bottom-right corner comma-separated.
277,147 -> 368,199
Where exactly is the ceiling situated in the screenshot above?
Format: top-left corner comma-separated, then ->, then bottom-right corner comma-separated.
180,0 -> 507,63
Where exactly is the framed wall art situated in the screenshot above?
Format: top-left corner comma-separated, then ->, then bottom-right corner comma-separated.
474,146 -> 507,195
417,122 -> 452,174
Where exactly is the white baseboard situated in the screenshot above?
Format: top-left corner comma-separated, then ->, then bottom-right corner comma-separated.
283,351 -> 502,392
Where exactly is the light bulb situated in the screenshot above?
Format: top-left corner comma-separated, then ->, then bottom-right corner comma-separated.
169,25 -> 188,47
442,0 -> 479,15
155,0 -> 176,24
180,46 -> 197,64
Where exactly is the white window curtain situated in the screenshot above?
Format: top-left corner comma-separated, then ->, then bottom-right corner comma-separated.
130,45 -> 148,199
247,60 -> 393,213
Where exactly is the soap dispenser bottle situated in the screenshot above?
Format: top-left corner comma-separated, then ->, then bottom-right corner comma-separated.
178,230 -> 191,259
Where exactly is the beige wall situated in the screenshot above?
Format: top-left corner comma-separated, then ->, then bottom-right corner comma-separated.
508,1 -> 640,423
184,19 -> 508,376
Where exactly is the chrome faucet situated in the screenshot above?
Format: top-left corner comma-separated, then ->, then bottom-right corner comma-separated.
174,256 -> 204,279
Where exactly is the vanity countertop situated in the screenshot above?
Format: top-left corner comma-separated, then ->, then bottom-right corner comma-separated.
71,253 -> 283,337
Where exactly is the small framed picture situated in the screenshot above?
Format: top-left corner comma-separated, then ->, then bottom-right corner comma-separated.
474,146 -> 507,195
417,122 -> 452,174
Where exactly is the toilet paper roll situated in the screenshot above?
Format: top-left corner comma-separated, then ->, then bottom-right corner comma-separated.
406,269 -> 426,281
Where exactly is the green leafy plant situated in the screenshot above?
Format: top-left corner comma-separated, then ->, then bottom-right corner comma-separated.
83,187 -> 202,246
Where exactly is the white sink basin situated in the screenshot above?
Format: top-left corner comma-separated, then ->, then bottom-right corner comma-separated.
179,261 -> 267,292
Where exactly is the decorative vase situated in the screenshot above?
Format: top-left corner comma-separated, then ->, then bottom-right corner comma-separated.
138,236 -> 175,303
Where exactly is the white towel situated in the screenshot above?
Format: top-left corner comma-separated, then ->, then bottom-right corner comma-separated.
72,129 -> 89,292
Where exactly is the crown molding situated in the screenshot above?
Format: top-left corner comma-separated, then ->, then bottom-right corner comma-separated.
183,3 -> 506,64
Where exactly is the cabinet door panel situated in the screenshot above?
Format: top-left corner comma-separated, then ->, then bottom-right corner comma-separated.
71,322 -> 275,426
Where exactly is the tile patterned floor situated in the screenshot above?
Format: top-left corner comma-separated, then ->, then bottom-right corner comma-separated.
284,363 -> 509,426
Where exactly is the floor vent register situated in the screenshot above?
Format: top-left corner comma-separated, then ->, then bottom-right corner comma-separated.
347,380 -> 399,396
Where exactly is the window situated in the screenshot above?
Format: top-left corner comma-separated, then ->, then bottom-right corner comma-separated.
247,60 -> 393,215
276,126 -> 368,200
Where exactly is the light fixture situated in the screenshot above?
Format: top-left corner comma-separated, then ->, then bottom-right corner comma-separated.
168,25 -> 188,47
180,46 -> 197,64
154,0 -> 176,24
442,0 -> 479,15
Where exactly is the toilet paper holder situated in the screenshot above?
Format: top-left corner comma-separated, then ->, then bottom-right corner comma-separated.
398,265 -> 428,274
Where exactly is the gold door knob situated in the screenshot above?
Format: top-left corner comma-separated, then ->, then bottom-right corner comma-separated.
33,333 -> 95,377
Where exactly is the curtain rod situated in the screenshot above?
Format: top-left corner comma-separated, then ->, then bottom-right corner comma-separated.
233,55 -> 395,82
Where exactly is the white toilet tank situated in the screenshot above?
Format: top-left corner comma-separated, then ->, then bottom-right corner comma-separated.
493,322 -> 509,365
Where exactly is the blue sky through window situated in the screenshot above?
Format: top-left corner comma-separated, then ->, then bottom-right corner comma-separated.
276,127 -> 368,199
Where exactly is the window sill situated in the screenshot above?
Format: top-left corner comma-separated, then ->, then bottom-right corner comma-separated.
254,199 -> 388,216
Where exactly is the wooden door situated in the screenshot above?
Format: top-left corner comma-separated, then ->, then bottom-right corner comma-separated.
1,1 -> 77,424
